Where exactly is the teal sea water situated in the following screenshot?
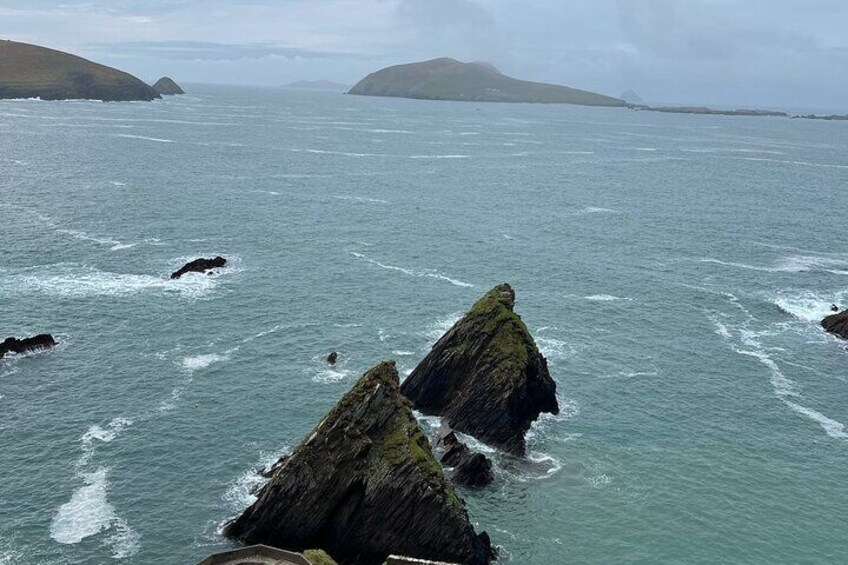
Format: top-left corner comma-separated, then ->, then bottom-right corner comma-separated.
1,86 -> 847,564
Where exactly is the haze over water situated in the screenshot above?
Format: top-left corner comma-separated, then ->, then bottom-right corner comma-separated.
1,86 -> 847,564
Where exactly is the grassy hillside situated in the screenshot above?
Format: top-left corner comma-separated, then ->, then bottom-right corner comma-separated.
349,58 -> 625,107
0,40 -> 159,101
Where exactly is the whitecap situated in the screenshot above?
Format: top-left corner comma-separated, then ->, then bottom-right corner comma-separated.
775,293 -> 841,323
181,353 -> 229,372
348,252 -> 474,289
109,243 -> 137,251
392,350 -> 415,356
113,134 -> 174,143
574,206 -> 618,215
700,256 -> 848,275
584,294 -> 631,301
332,195 -> 389,204
408,154 -> 469,159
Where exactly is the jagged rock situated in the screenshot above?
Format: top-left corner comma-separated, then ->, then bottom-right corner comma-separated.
225,361 -> 494,565
257,456 -> 289,479
434,424 -> 494,487
151,76 -> 185,95
401,284 -> 559,456
327,351 -> 338,365
170,256 -> 226,279
453,454 -> 494,487
0,334 -> 56,358
822,309 -> 848,339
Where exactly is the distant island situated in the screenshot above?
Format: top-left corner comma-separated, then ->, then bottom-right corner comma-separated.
636,105 -> 788,117
282,79 -> 350,91
0,40 -> 159,101
348,58 -> 626,107
152,76 -> 185,95
795,114 -> 848,121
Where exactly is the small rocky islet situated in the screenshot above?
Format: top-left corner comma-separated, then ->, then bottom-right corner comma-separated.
821,309 -> 848,339
226,283 -> 560,563
225,361 -> 496,565
170,256 -> 227,279
401,283 -> 559,457
0,334 -> 56,359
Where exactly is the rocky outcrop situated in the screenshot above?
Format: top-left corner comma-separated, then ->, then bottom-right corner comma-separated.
152,76 -> 185,95
434,425 -> 494,487
822,309 -> 848,339
0,334 -> 56,358
327,351 -> 338,365
225,361 -> 495,565
401,284 -> 559,456
170,257 -> 226,279
0,40 -> 159,101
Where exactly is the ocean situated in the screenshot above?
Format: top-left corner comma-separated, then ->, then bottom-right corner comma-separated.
1,85 -> 847,564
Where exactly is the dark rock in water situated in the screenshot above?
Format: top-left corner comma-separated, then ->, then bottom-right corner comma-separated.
831,304 -> 839,312
170,256 -> 226,279
822,310 -> 848,339
152,76 -> 185,95
0,334 -> 56,358
401,284 -> 559,456
434,423 -> 494,487
225,361 -> 494,565
453,453 -> 494,487
327,351 -> 338,365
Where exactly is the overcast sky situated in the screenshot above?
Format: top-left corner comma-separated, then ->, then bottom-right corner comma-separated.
2,0 -> 846,109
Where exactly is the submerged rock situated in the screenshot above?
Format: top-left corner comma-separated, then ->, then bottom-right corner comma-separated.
822,309 -> 848,339
170,256 -> 226,279
225,361 -> 494,565
0,334 -> 56,358
401,284 -> 559,456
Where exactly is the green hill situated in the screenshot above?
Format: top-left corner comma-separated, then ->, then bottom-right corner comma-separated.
0,40 -> 159,101
349,58 -> 625,107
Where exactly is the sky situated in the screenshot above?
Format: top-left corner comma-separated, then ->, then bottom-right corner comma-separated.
2,0 -> 847,109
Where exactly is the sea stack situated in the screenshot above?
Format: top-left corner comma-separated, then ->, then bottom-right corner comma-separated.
821,309 -> 848,339
434,425 -> 495,487
401,284 -> 559,456
170,256 -> 226,279
225,361 -> 494,565
0,334 -> 56,358
152,76 -> 185,95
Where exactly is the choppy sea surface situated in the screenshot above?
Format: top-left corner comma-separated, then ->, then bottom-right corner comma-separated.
2,85 -> 847,564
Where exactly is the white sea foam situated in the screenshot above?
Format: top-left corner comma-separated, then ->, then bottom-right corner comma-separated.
110,181 -> 126,187
0,266 -> 218,300
584,294 -> 631,301
105,518 -> 142,559
574,206 -> 618,215
426,313 -> 462,340
392,350 -> 415,356
737,157 -> 848,170
785,402 -> 848,439
79,417 -> 133,467
110,243 -> 137,251
332,195 -> 389,204
349,252 -> 475,289
114,134 -> 175,143
774,292 -> 845,323
312,367 -> 352,384
408,154 -> 469,159
181,353 -> 230,372
51,468 -> 115,544
535,337 -> 576,361
699,256 -> 848,275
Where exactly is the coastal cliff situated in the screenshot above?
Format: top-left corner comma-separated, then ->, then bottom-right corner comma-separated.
225,361 -> 494,565
401,284 -> 559,456
0,40 -> 159,101
349,58 -> 626,107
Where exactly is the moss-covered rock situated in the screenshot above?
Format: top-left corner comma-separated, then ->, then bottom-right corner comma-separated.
401,284 -> 559,456
225,361 -> 494,565
305,549 -> 338,565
